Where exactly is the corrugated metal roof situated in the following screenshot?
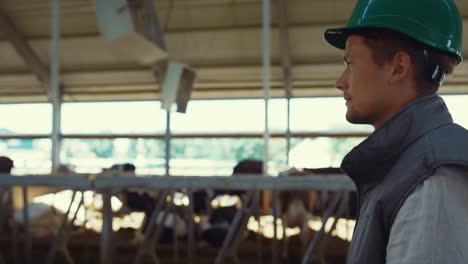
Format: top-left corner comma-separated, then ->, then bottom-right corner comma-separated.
0,0 -> 467,102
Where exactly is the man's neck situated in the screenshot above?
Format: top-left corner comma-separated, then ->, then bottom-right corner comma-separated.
372,89 -> 420,129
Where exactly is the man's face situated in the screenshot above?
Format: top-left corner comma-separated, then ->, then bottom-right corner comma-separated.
336,35 -> 394,127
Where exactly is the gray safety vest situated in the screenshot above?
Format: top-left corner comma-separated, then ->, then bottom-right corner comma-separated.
341,95 -> 468,264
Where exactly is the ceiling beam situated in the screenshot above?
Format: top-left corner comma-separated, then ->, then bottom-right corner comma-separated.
276,0 -> 293,99
276,0 -> 294,164
0,62 -> 466,103
0,8 -> 50,89
0,63 -> 467,90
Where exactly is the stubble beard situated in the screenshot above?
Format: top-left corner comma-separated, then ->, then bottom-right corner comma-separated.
345,107 -> 368,125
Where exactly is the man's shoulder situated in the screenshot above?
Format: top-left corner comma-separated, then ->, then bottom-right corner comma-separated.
427,122 -> 468,140
413,165 -> 468,200
429,165 -> 468,187
427,122 -> 468,138
387,165 -> 468,264
421,123 -> 468,167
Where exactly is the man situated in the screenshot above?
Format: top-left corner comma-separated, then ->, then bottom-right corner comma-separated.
0,156 -> 13,230
0,156 -> 13,174
324,0 -> 468,263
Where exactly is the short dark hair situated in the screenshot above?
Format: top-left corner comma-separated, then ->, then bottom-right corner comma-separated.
233,159 -> 263,175
348,28 -> 458,96
0,156 -> 13,173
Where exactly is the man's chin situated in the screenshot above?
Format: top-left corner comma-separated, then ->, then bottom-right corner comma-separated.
346,112 -> 367,125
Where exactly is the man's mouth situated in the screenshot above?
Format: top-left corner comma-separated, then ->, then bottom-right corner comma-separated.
344,95 -> 351,106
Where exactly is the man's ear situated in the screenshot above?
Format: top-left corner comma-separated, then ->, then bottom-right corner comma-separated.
388,51 -> 412,85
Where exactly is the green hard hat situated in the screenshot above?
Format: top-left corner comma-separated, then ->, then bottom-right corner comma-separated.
324,0 -> 463,62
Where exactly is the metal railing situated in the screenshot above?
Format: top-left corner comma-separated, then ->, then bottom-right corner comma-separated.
0,174 -> 356,264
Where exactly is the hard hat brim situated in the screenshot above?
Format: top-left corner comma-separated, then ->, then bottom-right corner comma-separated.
324,27 -> 348,50
324,25 -> 463,64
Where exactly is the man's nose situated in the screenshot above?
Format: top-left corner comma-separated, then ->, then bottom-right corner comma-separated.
336,72 -> 348,91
